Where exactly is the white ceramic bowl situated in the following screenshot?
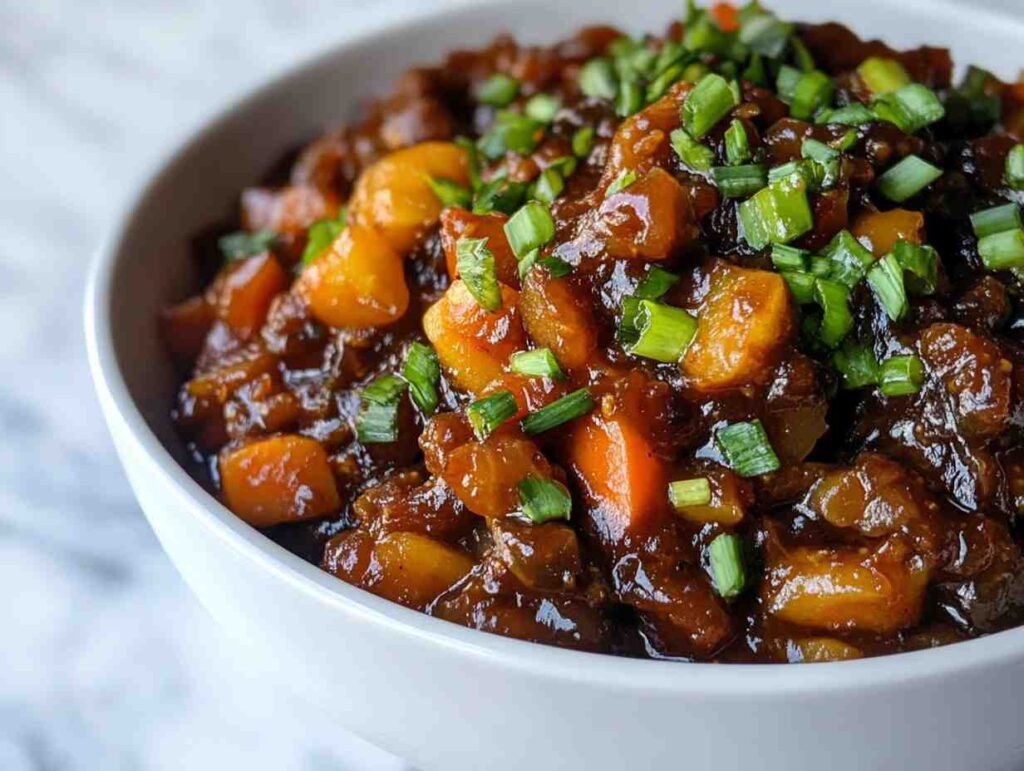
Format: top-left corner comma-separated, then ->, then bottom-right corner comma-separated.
86,1 -> 1024,768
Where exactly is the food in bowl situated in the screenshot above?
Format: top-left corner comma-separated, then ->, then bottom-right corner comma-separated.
161,2 -> 1024,662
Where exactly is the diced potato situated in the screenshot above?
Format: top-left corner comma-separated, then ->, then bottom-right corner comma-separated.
441,434 -> 552,518
295,224 -> 409,328
212,253 -> 289,339
489,518 -> 582,591
372,531 -> 475,608
440,208 -> 520,287
671,469 -> 751,526
422,279 -> 526,394
683,262 -> 794,391
601,82 -> 690,183
787,637 -> 863,663
919,322 -> 1013,439
593,168 -> 699,259
161,295 -> 214,363
850,208 -> 924,257
519,268 -> 598,370
348,141 -> 469,253
220,435 -> 340,527
764,538 -> 929,634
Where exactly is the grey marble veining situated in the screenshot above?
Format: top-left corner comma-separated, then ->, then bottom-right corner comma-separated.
0,1 -> 457,768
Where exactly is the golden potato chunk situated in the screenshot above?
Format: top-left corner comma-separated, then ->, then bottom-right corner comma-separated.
519,268 -> 598,371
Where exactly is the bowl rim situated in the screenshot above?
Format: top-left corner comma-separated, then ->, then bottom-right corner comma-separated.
84,0 -> 1024,696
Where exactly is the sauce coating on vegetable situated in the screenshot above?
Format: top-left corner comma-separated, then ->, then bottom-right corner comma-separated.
164,4 -> 1024,662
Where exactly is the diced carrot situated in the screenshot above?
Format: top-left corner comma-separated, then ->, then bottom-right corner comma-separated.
850,208 -> 924,257
710,2 -> 739,32
295,224 -> 409,328
219,435 -> 340,527
440,208 -> 520,287
682,262 -> 794,391
214,252 -> 289,339
161,295 -> 214,363
422,279 -> 527,394
519,268 -> 598,370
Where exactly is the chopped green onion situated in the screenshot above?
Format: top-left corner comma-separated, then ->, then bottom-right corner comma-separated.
715,419 -> 781,477
670,128 -> 715,172
781,270 -> 816,304
724,119 -> 752,165
605,169 -> 638,197
635,266 -> 680,299
1004,146 -> 1024,190
871,83 -> 945,134
536,255 -> 573,277
867,253 -> 908,321
504,201 -> 555,258
668,477 -> 713,509
683,13 -> 734,57
878,355 -> 925,397
681,73 -> 738,139
832,129 -> 858,151
548,156 -> 578,177
455,136 -> 483,190
510,348 -> 565,380
356,375 -> 407,444
877,155 -> 942,202
301,208 -> 347,265
815,102 -> 876,126
712,164 -> 768,198
742,53 -> 768,87
944,65 -> 1001,133
518,476 -> 573,523
970,203 -> 1021,239
517,248 -> 539,280
892,241 -> 939,295
776,65 -> 802,102
801,137 -> 840,189
813,278 -> 854,348
615,78 -> 644,117
579,57 -> 618,100
818,229 -> 874,288
738,174 -> 814,249
771,243 -> 809,272
477,73 -> 520,107
790,70 -> 834,120
219,230 -> 276,261
790,36 -> 815,72
739,11 -> 793,58
978,229 -> 1024,270
616,297 -> 645,346
473,176 -> 528,215
524,93 -> 560,123
456,237 -> 502,311
767,159 -> 822,189
477,111 -> 543,160
521,388 -> 595,435
426,175 -> 472,209
856,57 -> 911,95
532,168 -> 564,205
628,300 -> 698,362
402,342 -> 441,416
467,390 -> 518,439
708,533 -> 746,600
833,342 -> 880,389
572,126 -> 596,158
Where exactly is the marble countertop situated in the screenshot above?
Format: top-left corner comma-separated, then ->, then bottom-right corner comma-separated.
0,1 -> 461,767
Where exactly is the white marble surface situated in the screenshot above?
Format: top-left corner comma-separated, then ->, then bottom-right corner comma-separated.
0,1 -> 464,768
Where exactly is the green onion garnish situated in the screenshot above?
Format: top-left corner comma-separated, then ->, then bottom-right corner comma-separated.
635,266 -> 680,299
670,128 -> 715,172
629,300 -> 698,363
708,533 -> 746,599
521,388 -> 596,435
815,103 -> 876,126
867,253 -> 909,321
579,58 -> 618,101
510,348 -> 565,380
813,278 -> 854,348
456,237 -> 502,311
790,70 -> 834,120
738,10 -> 793,58
426,175 -> 472,209
776,65 -> 802,102
724,119 -> 752,166
876,155 -> 942,202
682,73 -> 738,139
356,375 -> 407,444
771,243 -> 808,272
781,271 -> 816,304
477,111 -> 543,160
219,230 -> 276,261
477,73 -> 520,107
517,476 -> 573,523
790,36 -> 816,72
878,355 -> 925,397
668,477 -> 712,509
605,168 -> 638,197
818,229 -> 874,288
473,176 -> 528,215
856,57 -> 911,95
1005,145 -> 1024,190
301,208 -> 347,265
524,93 -> 560,123
833,342 -> 880,389
970,203 -> 1021,239
572,126 -> 596,158
738,174 -> 814,249
715,419 -> 781,477
532,168 -> 564,205
871,83 -> 945,134
402,342 -> 441,416
892,241 -> 939,295
504,201 -> 555,258
978,229 -> 1024,270
537,255 -> 572,277
467,390 -> 518,440
712,164 -> 768,198
615,78 -> 644,117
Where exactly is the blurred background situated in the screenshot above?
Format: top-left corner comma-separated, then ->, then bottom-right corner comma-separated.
3,0 -> 1023,769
